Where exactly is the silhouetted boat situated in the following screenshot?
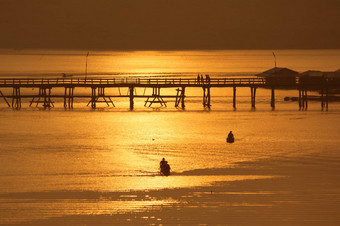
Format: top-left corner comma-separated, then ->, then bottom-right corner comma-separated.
160,162 -> 171,176
227,137 -> 234,143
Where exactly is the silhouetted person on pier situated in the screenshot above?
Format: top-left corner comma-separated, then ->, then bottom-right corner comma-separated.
200,75 -> 204,84
197,74 -> 200,84
227,131 -> 234,143
160,158 -> 171,176
206,74 -> 211,84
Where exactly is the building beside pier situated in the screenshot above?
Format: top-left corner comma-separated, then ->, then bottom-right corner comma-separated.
257,67 -> 299,86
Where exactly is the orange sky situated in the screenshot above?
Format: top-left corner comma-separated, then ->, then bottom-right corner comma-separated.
0,0 -> 339,50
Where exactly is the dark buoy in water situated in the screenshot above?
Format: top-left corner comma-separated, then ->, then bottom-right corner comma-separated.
227,131 -> 234,143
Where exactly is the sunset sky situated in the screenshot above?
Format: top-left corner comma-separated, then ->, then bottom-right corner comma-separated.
0,0 -> 339,50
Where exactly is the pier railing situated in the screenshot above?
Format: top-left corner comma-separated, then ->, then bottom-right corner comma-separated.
0,77 -> 266,86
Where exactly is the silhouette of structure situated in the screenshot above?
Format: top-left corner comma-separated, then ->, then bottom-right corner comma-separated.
160,158 -> 171,176
0,76 -> 339,110
227,131 -> 234,143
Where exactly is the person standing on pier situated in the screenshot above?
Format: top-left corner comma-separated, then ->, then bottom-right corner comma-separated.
206,74 -> 211,84
200,75 -> 204,84
197,74 -> 200,84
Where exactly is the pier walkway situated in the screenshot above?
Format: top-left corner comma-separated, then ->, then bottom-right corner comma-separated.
0,77 -> 337,110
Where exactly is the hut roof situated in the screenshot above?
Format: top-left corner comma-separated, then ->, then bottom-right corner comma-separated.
300,69 -> 340,77
256,67 -> 299,77
299,70 -> 324,77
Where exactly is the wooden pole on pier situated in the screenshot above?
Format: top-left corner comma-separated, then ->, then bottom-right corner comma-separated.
298,88 -> 302,110
0,90 -> 10,107
129,86 -> 134,110
69,87 -> 74,108
271,88 -> 275,109
91,87 -> 96,109
304,90 -> 308,110
250,87 -> 256,108
300,89 -> 308,110
202,87 -> 206,107
42,88 -> 52,108
207,87 -> 211,107
202,86 -> 211,108
64,87 -> 74,109
175,87 -> 185,109
321,87 -> 324,110
64,87 -> 67,108
326,84 -> 329,111
12,87 -> 21,109
233,87 -> 236,109
181,87 -> 185,109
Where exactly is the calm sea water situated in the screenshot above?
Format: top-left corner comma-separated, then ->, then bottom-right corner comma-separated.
0,50 -> 340,224
0,49 -> 339,77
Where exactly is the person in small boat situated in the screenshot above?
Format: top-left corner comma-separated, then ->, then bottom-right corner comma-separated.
227,131 -> 234,143
160,158 -> 171,176
228,131 -> 234,139
160,158 -> 166,167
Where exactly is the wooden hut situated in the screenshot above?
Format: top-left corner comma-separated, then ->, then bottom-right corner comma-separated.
299,70 -> 340,92
256,67 -> 299,87
299,70 -> 325,86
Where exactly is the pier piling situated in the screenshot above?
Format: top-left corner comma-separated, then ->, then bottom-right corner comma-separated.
12,87 -> 21,109
250,87 -> 256,108
298,88 -> 302,109
0,90 -> 10,107
202,86 -> 211,108
175,87 -> 185,109
87,87 -> 114,109
64,87 -> 74,109
271,88 -> 275,109
233,87 -> 236,109
129,86 -> 134,110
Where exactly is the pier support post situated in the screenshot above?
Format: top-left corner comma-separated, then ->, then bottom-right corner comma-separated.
0,90 -> 10,107
181,87 -> 185,109
91,87 -> 97,109
326,85 -> 329,111
29,87 -> 54,108
300,89 -> 308,110
175,87 -> 185,109
87,87 -> 114,109
233,87 -> 236,109
298,88 -> 302,110
129,86 -> 134,110
250,87 -> 256,108
321,88 -> 324,110
12,87 -> 21,109
144,87 -> 167,108
322,76 -> 329,111
202,86 -> 211,108
305,90 -> 308,110
43,87 -> 53,108
64,87 -> 75,109
271,88 -> 275,109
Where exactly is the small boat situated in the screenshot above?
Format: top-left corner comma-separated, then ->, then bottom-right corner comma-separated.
227,137 -> 234,143
160,162 -> 171,176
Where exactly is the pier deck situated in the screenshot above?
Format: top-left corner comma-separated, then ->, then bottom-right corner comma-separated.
0,77 -> 338,110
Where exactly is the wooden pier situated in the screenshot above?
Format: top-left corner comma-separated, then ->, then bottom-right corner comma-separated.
0,76 -> 338,110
